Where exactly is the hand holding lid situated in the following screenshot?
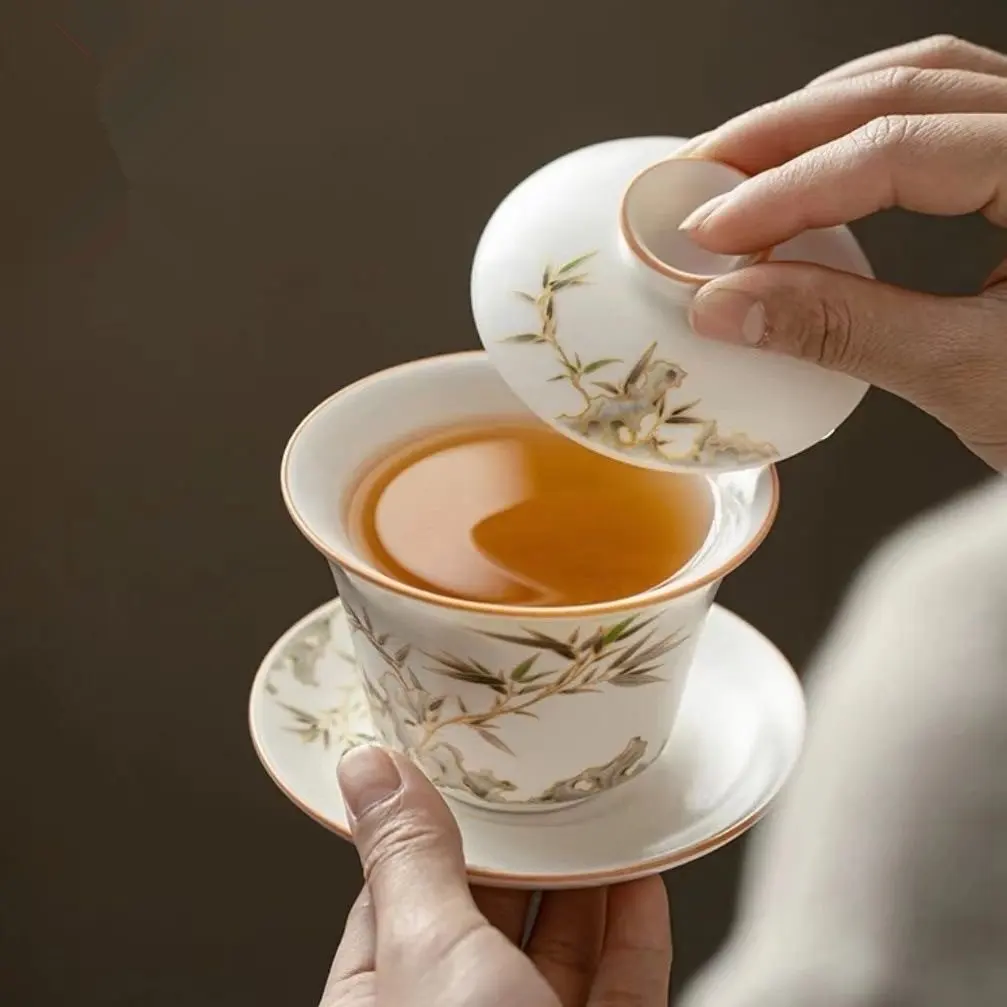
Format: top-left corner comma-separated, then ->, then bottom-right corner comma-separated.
471,136 -> 872,472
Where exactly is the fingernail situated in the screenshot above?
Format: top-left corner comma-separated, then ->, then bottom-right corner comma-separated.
679,192 -> 731,232
690,288 -> 766,346
338,744 -> 403,819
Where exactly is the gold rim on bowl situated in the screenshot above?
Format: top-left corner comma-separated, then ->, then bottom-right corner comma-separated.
280,351 -> 780,621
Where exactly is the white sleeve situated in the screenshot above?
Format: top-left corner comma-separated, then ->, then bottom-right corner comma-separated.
680,477 -> 1007,1007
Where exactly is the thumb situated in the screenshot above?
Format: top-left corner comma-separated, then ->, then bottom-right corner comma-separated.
337,745 -> 483,960
688,261 -> 988,415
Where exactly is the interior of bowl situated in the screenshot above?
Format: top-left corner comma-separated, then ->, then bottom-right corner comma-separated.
282,351 -> 777,613
283,352 -> 535,565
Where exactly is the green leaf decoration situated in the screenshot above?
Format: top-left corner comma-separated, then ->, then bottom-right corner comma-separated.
624,342 -> 658,389
556,251 -> 596,275
336,593 -> 688,809
428,656 -> 501,690
618,615 -> 659,640
280,704 -> 317,726
592,381 -> 622,395
510,655 -> 540,682
582,358 -> 621,375
633,636 -> 685,665
482,629 -> 578,660
477,728 -> 515,755
601,616 -> 637,646
611,673 -> 664,687
550,275 -> 589,291
668,399 -> 701,417
608,633 -> 652,670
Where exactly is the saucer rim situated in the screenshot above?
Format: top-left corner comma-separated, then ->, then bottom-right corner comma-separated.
249,598 -> 805,888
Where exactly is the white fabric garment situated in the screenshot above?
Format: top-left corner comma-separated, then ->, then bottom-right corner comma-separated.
681,477 -> 1007,1007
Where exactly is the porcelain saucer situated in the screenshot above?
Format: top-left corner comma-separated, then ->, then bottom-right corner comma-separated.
249,600 -> 805,889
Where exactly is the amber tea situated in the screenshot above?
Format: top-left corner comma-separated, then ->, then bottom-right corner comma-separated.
345,418 -> 712,607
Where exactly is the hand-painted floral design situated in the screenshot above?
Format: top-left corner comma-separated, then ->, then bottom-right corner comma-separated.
344,598 -> 685,805
503,253 -> 777,466
531,736 -> 648,803
265,611 -> 378,752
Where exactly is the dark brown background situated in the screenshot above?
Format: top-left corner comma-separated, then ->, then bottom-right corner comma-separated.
2,2 -> 1005,1004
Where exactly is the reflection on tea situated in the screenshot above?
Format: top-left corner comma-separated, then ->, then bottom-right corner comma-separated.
346,418 -> 712,607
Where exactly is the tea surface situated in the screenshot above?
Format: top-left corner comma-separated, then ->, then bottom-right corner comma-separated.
346,419 -> 712,606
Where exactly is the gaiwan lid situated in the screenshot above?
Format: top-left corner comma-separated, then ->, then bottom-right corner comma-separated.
470,136 -> 873,472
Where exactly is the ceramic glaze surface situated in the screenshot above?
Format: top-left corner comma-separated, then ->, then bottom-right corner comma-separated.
332,562 -> 711,810
471,136 -> 874,472
281,353 -> 778,811
249,600 -> 806,888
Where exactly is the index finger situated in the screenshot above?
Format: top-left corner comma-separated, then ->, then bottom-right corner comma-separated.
588,877 -> 672,1006
677,68 -> 1007,176
809,34 -> 1007,86
683,113 -> 1007,254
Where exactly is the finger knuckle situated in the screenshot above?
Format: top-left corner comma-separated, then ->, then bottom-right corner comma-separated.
790,297 -> 857,370
922,33 -> 971,61
872,64 -> 930,98
359,808 -> 444,880
857,113 -> 914,153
